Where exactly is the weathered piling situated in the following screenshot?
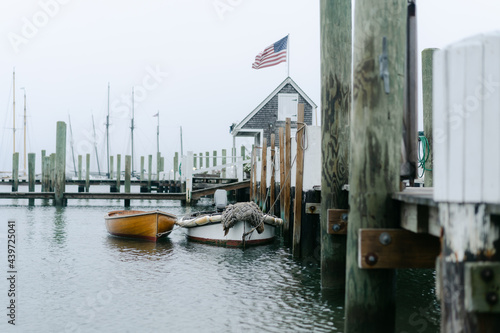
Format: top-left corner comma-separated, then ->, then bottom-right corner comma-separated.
222,149 -> 226,178
85,154 -> 90,192
12,152 -> 19,192
251,147 -> 257,202
54,121 -> 67,206
320,0 -> 351,290
116,154 -> 121,193
110,156 -> 114,179
292,105 -> 305,257
140,156 -> 145,180
284,118 -> 292,238
270,134 -> 276,216
205,151 -> 209,168
279,127 -> 285,220
344,0 -> 406,331
174,152 -> 179,181
124,155 -> 131,207
41,150 -> 46,191
78,155 -> 82,180
213,150 -> 217,168
157,152 -> 161,181
260,138 -> 268,211
50,153 -> 55,192
421,48 -> 437,187
28,153 -> 35,206
42,156 -> 50,192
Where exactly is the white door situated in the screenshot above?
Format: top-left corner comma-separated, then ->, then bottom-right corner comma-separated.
278,93 -> 298,121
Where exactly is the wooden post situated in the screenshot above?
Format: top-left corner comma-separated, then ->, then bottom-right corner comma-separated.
116,154 -> 121,193
260,138 -> 267,211
85,153 -> 90,192
345,1 -> 406,331
55,121 -> 67,206
279,127 -> 285,220
241,145 -> 246,180
422,48 -> 437,187
193,153 -> 197,169
148,154 -> 152,191
124,155 -> 131,207
270,133 -> 276,216
110,156 -> 114,179
292,105 -> 305,257
28,153 -> 35,206
249,148 -> 254,201
174,152 -> 178,181
42,156 -> 50,192
199,152 -> 203,169
222,149 -> 226,178
320,0 -> 351,289
157,152 -> 161,181
205,151 -> 209,169
213,150 -> 217,168
284,118 -> 292,236
41,150 -> 46,192
252,146 -> 257,203
49,153 -> 56,192
11,152 -> 19,192
140,156 -> 145,180
78,155 -> 82,180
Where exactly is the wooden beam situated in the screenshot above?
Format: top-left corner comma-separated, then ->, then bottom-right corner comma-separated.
358,228 -> 440,269
284,118 -> 292,237
293,104 -> 305,257
270,133 -> 276,215
421,48 -> 437,187
345,0 -> 406,331
260,138 -> 267,211
54,121 -> 66,206
279,127 -> 285,220
320,0 -> 351,289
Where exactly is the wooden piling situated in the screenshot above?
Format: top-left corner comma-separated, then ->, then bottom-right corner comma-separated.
85,154 -> 90,192
320,0 -> 351,289
260,138 -> 267,211
422,48 -> 437,187
193,154 -> 197,169
205,151 -> 209,168
28,153 -> 35,206
344,1 -> 406,331
140,156 -> 145,180
270,134 -> 276,215
213,150 -> 217,168
199,152 -> 202,169
78,155 -> 82,180
292,105 -> 305,257
222,149 -> 226,178
55,121 -> 67,206
279,127 -> 285,219
50,153 -> 56,192
41,150 -> 46,191
116,154 -> 121,193
124,155 -> 131,207
157,152 -> 161,181
252,146 -> 257,203
42,156 -> 50,192
12,152 -> 19,192
284,118 -> 292,237
110,156 -> 114,179
174,152 -> 179,181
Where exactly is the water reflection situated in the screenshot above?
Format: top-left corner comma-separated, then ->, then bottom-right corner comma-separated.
52,206 -> 67,245
105,235 -> 174,259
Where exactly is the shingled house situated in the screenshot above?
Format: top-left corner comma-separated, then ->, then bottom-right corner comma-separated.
230,76 -> 317,148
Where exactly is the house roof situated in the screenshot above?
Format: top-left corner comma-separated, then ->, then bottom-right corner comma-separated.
232,76 -> 317,135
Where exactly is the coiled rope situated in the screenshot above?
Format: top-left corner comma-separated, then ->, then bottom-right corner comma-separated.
418,135 -> 432,178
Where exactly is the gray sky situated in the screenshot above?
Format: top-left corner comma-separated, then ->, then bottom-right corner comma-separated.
1,0 -> 499,173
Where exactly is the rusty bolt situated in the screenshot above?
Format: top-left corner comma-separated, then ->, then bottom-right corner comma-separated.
341,213 -> 348,222
379,232 -> 392,245
486,292 -> 498,306
332,224 -> 341,232
365,253 -> 378,266
309,206 -> 316,213
480,268 -> 494,282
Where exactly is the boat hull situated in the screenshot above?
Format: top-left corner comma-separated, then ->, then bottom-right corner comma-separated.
105,210 -> 177,242
185,221 -> 276,247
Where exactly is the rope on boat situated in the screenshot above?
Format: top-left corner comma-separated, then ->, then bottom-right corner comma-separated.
175,214 -> 222,228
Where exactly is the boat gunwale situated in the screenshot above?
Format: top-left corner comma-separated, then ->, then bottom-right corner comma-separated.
105,209 -> 177,221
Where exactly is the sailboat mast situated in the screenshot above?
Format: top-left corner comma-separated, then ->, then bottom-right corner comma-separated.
92,114 -> 101,175
68,114 -> 77,177
12,69 -> 15,154
106,82 -> 110,178
131,87 -> 135,175
22,87 -> 26,175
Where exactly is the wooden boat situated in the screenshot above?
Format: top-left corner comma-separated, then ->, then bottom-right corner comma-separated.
105,210 -> 177,241
177,210 -> 283,247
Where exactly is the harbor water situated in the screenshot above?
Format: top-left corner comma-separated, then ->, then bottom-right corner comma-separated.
1,188 -> 439,332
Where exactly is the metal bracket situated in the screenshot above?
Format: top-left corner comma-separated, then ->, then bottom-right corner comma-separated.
305,203 -> 320,215
327,209 -> 349,235
379,36 -> 390,94
465,262 -> 500,313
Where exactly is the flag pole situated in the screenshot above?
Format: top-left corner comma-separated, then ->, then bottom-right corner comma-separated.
287,33 -> 290,78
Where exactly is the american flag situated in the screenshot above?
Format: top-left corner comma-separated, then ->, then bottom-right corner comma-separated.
252,36 -> 288,70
